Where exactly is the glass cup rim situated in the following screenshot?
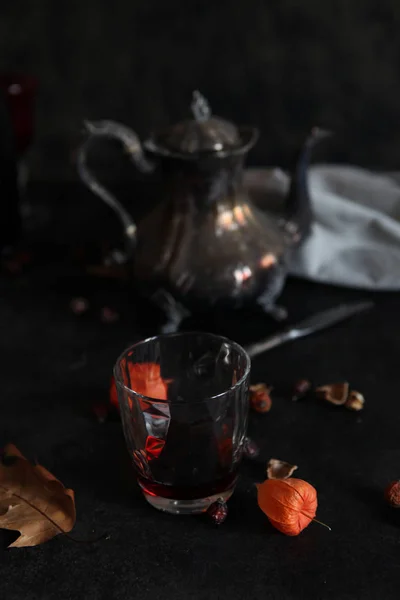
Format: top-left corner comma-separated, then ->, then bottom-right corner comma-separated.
113,330 -> 251,405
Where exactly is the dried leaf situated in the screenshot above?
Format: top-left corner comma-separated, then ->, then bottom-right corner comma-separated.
345,390 -> 365,411
267,458 -> 298,480
0,444 -> 76,548
316,382 -> 349,405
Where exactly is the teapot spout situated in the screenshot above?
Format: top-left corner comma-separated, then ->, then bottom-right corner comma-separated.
284,127 -> 332,244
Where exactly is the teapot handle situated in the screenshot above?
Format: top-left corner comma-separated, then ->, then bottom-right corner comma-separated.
76,120 -> 155,258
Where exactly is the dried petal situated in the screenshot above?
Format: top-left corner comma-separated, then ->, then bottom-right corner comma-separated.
92,402 -> 109,424
267,458 -> 298,480
292,379 -> 312,401
69,297 -> 89,315
316,382 -> 349,405
385,481 -> 400,507
207,499 -> 228,525
257,478 -> 317,536
250,383 -> 272,413
345,390 -> 365,411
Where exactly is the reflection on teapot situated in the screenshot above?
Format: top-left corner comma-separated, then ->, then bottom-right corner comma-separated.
77,91 -> 329,332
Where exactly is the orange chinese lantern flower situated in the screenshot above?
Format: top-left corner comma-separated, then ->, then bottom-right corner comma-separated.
110,362 -> 170,410
257,478 -> 321,536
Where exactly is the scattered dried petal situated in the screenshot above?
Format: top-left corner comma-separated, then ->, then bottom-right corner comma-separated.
267,458 -> 298,480
316,382 -> 349,405
100,306 -> 119,323
243,437 -> 260,459
92,402 -> 110,424
385,481 -> 400,508
257,478 -> 318,536
250,383 -> 272,413
345,390 -> 365,411
207,499 -> 228,525
292,379 -> 312,401
70,297 -> 89,315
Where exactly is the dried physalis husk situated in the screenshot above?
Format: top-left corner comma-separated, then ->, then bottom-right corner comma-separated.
345,390 -> 365,411
316,382 -> 349,405
249,383 -> 272,413
267,458 -> 298,480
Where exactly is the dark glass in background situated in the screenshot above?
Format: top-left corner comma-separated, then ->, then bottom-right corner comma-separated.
0,74 -> 37,157
0,73 -> 42,236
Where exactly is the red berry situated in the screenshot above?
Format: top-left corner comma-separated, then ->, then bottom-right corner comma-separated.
249,384 -> 272,413
207,499 -> 228,525
100,306 -> 119,323
385,481 -> 400,507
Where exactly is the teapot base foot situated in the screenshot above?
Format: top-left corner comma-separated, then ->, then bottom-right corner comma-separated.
258,302 -> 288,322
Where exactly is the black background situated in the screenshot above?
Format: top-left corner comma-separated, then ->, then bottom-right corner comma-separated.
1,3 -> 400,598
2,0 -> 400,179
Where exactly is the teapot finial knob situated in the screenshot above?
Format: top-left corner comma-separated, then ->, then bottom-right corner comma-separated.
191,90 -> 211,122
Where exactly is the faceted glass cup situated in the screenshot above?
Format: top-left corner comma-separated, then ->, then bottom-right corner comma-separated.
114,332 -> 250,514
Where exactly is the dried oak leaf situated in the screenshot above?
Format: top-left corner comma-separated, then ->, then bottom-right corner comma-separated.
267,458 -> 298,480
316,382 -> 349,406
0,444 -> 76,548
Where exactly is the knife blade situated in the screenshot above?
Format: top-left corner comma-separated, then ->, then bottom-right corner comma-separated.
245,301 -> 374,358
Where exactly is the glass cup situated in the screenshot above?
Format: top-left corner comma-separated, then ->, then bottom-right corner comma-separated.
114,332 -> 250,514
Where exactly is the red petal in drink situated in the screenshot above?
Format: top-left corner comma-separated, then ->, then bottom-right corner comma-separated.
145,436 -> 166,461
110,362 -> 171,410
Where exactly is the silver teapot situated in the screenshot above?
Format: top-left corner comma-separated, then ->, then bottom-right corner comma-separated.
77,91 -> 329,332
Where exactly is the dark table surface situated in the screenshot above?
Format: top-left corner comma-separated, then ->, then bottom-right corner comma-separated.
1,185 -> 400,600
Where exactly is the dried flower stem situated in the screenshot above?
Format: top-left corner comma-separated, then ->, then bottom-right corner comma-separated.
311,517 -> 331,531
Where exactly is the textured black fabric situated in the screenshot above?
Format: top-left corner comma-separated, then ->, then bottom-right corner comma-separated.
1,186 -> 400,599
2,0 -> 400,178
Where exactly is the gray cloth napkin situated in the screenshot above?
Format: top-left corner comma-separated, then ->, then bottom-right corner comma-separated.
245,165 -> 400,291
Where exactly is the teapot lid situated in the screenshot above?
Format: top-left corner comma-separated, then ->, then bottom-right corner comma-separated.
152,91 -> 243,155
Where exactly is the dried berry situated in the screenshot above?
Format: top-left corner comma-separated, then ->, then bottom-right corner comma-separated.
267,458 -> 298,480
345,390 -> 365,411
292,379 -> 312,401
243,437 -> 260,459
207,499 -> 228,525
100,306 -> 120,323
249,383 -> 272,413
69,297 -> 89,315
316,382 -> 349,405
385,481 -> 400,507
